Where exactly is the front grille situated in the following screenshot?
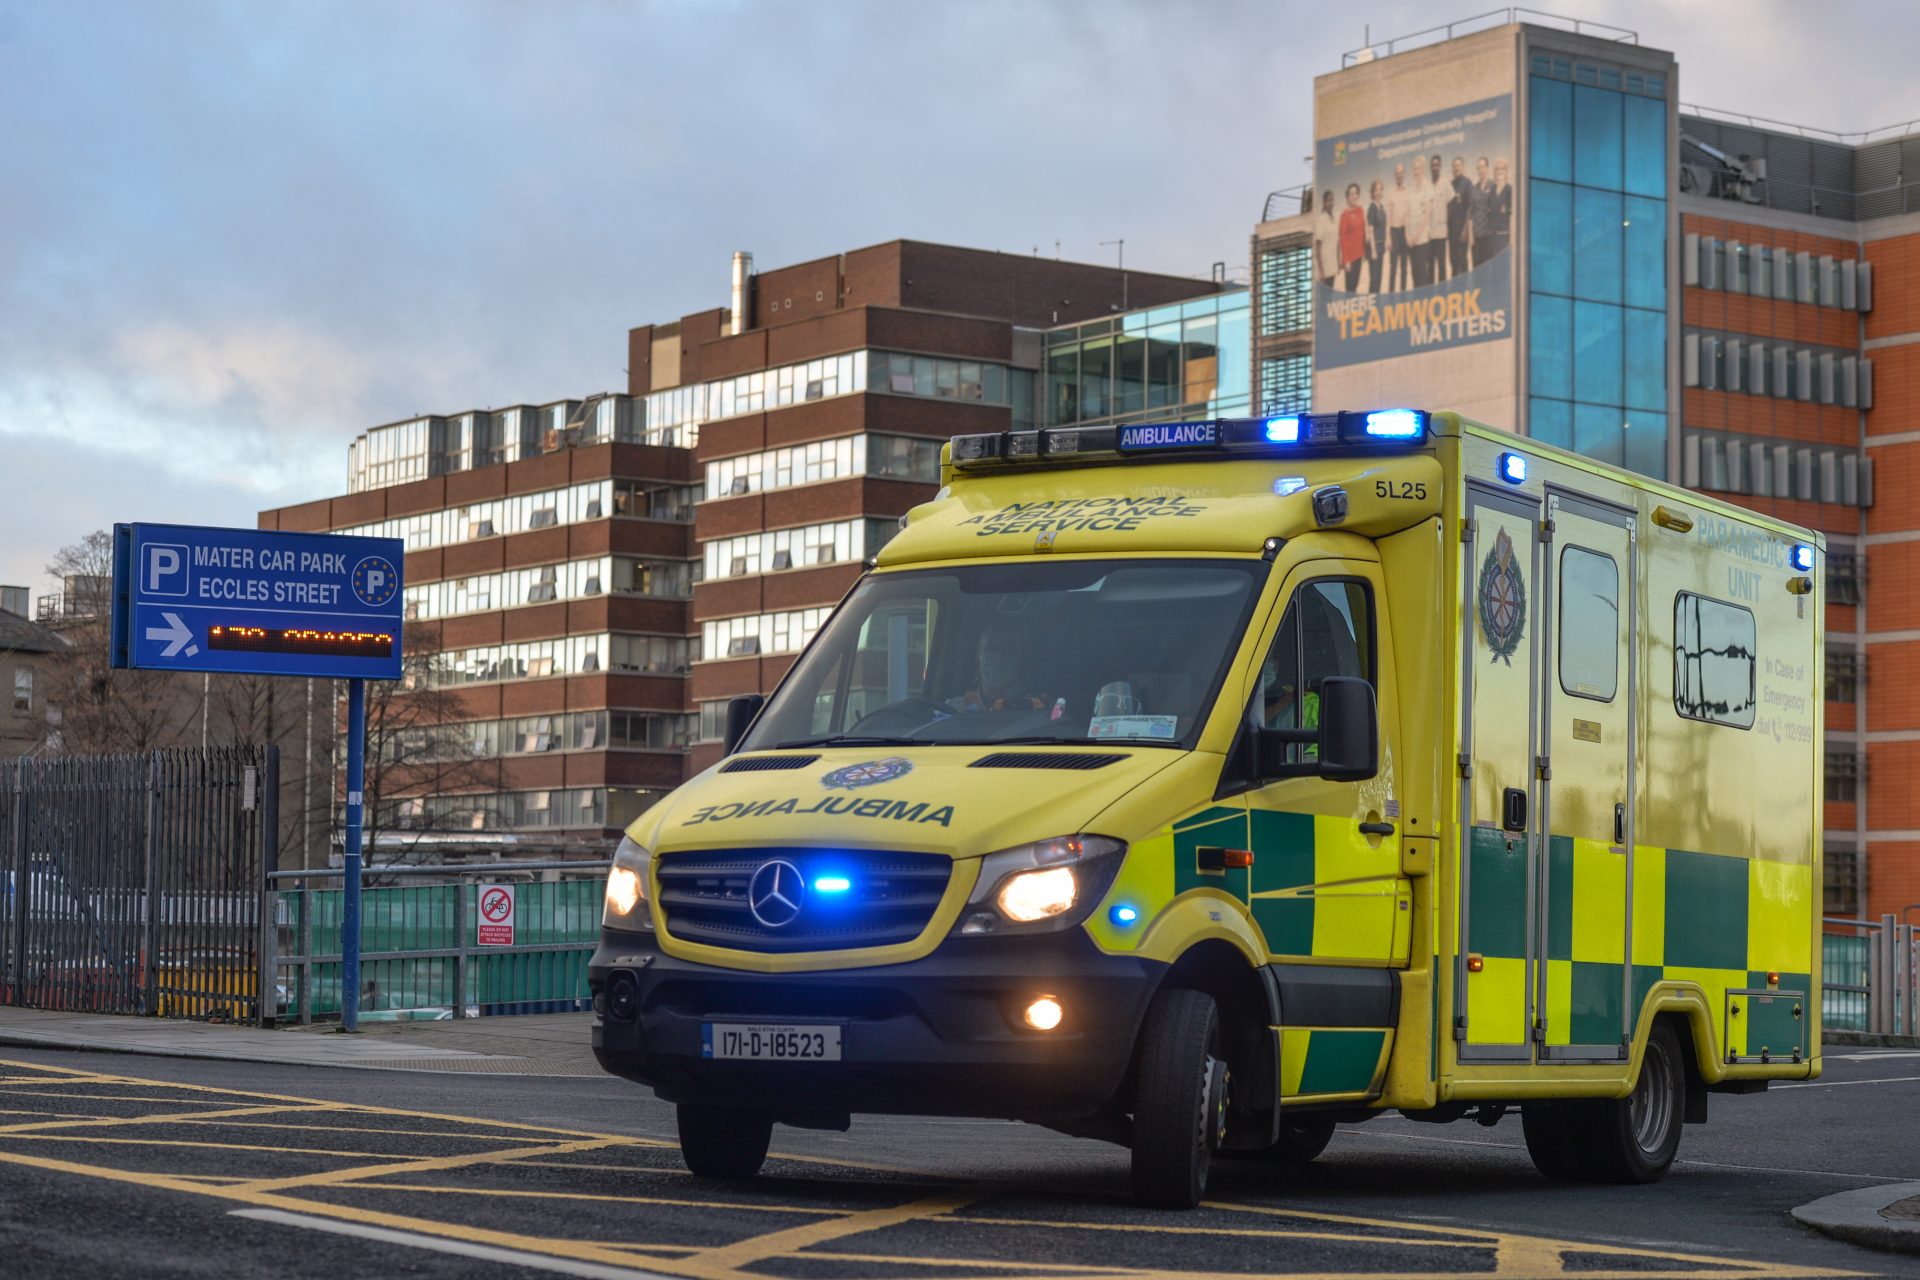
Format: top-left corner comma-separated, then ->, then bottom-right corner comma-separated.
719,754 -> 821,773
656,848 -> 952,953
969,752 -> 1130,770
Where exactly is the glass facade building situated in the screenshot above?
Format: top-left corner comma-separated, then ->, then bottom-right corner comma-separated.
1043,291 -> 1250,428
1526,53 -> 1671,478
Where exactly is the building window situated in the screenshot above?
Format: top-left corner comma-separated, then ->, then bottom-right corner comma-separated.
1528,72 -> 1668,478
1827,551 -> 1863,605
1260,354 -> 1312,416
1824,752 -> 1860,804
1045,293 -> 1250,428
1257,243 -> 1312,337
1823,848 -> 1860,917
697,700 -> 729,744
1826,648 -> 1860,704
11,667 -> 29,715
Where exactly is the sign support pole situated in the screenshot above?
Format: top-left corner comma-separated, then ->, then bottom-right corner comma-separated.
342,678 -> 367,1033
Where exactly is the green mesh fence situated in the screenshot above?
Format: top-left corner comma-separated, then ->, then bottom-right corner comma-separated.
1823,932 -> 1868,1032
276,878 -> 604,1020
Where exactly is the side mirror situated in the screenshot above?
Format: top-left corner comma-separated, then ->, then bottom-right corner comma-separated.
723,694 -> 766,755
1314,676 -> 1378,782
1253,675 -> 1379,782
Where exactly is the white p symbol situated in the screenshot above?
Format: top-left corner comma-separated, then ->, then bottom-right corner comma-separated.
366,568 -> 386,596
146,546 -> 184,594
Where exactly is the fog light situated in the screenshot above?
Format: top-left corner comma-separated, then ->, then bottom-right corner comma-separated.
606,971 -> 639,1021
1024,997 -> 1064,1031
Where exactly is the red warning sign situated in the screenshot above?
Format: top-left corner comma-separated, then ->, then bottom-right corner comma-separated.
477,884 -> 516,946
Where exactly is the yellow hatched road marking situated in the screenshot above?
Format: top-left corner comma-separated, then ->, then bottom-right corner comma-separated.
687,1186 -> 987,1272
0,1058 -> 1870,1280
348,1179 -> 846,1216
0,1133 -> 441,1159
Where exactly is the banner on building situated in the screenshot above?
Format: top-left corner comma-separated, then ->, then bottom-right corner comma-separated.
1311,94 -> 1513,371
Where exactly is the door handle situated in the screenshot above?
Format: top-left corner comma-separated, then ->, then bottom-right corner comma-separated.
1358,822 -> 1396,836
1501,787 -> 1527,833
1614,802 -> 1625,845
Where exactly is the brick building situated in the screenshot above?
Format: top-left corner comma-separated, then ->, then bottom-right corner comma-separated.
264,242 -> 1227,841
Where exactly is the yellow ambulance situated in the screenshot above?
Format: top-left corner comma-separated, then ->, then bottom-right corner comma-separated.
591,409 -> 1822,1207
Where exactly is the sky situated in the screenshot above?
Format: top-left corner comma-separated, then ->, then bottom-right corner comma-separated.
3,0 -> 1916,599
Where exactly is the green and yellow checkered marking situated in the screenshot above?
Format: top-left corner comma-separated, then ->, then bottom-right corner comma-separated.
1280,1027 -> 1391,1098
1465,831 -> 1812,1057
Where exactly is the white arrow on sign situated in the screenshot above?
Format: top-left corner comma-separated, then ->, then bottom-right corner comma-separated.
144,611 -> 199,658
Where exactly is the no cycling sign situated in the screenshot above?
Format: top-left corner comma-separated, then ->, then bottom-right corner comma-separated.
477,884 -> 516,946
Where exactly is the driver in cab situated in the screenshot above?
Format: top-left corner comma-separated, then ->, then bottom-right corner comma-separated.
951,625 -> 1051,713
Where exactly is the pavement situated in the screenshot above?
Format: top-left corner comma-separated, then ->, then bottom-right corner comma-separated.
0,1005 -> 604,1075
2,1007 -> 1920,1276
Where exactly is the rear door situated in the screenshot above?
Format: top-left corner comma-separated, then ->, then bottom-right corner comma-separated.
1536,491 -> 1636,1062
1458,486 -> 1543,1062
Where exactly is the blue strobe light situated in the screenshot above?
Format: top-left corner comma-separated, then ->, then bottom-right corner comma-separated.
1497,452 -> 1527,485
1789,544 -> 1815,572
813,875 -> 852,894
1109,903 -> 1140,926
1264,416 -> 1302,443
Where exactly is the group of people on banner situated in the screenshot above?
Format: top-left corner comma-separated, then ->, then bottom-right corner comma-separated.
1315,153 -> 1511,295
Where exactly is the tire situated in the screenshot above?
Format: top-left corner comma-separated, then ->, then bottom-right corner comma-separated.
1131,988 -> 1228,1209
1521,1099 -> 1594,1181
1523,1022 -> 1686,1184
676,1104 -> 772,1179
1270,1113 -> 1337,1166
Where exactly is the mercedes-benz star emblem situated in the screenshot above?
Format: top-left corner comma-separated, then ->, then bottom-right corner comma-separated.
748,859 -> 805,929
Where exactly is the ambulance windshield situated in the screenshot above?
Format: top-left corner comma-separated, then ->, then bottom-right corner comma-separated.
743,558 -> 1265,751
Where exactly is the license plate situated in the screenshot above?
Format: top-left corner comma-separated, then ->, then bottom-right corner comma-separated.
702,1022 -> 843,1061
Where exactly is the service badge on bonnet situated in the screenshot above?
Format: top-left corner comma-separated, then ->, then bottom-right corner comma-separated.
821,757 -> 914,789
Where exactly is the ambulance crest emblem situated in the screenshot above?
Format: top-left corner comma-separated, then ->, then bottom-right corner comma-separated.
821,757 -> 913,789
1476,528 -> 1527,665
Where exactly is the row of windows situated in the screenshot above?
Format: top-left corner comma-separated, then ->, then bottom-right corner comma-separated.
428,633 -> 693,686
1827,646 -> 1862,703
335,479 -> 697,552
387,786 -> 668,833
1043,297 -> 1250,428
702,607 -> 832,660
403,555 -> 692,621
1681,431 -> 1872,508
704,434 -> 942,500
349,345 -> 1030,493
1683,236 -> 1872,312
1683,333 -> 1874,408
701,518 -> 897,581
1527,401 -> 1667,478
1825,751 -> 1862,803
1529,54 -> 1667,100
1529,74 -> 1667,200
382,708 -> 695,763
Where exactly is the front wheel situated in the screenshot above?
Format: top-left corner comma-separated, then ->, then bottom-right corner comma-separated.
1130,988 -> 1228,1208
677,1104 -> 772,1179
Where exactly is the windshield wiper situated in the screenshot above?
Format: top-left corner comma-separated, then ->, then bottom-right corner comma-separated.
771,735 -> 926,749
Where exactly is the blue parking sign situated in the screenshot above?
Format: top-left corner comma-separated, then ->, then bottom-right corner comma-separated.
111,522 -> 405,680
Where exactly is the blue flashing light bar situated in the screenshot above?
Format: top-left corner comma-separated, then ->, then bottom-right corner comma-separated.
1789,543 -> 1815,572
813,876 -> 852,894
1364,409 -> 1425,439
949,410 -> 1430,471
1497,452 -> 1527,485
1110,904 -> 1140,926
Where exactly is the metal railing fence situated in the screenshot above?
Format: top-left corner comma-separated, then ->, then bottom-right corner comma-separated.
268,861 -> 608,1023
1823,916 -> 1917,1036
3,748 -> 275,1020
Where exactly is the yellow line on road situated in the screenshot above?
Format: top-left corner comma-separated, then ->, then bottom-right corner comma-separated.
345,1179 -> 846,1216
0,1133 -> 439,1160
687,1186 -> 988,1273
0,1102 -> 323,1135
950,1212 -> 1489,1248
226,1136 -> 634,1195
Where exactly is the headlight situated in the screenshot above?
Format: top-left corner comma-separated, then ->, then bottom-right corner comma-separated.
603,834 -> 654,929
957,835 -> 1125,935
